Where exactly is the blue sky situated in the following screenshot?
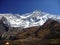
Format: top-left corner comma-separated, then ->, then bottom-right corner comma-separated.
0,0 -> 60,15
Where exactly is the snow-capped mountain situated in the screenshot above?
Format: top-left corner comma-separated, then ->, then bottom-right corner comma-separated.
0,10 -> 60,28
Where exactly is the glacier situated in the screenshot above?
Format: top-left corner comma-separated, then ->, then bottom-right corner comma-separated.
0,10 -> 60,28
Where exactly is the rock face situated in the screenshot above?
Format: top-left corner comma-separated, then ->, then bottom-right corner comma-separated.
0,20 -> 6,36
36,19 -> 60,39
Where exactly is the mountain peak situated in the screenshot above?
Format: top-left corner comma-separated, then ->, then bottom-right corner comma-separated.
0,10 -> 60,28
33,10 -> 41,13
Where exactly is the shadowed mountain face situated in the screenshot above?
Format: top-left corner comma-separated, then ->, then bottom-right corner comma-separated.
0,20 -> 6,36
0,19 -> 60,45
36,19 -> 60,39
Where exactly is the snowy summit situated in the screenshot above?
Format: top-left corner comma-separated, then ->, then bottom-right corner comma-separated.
0,10 -> 60,28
